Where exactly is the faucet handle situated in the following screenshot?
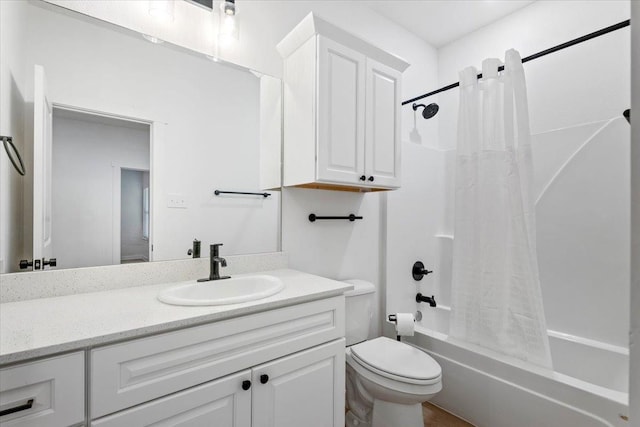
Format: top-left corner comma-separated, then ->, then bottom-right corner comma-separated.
211,243 -> 224,248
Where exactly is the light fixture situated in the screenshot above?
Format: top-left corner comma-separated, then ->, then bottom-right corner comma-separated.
222,0 -> 235,16
217,0 -> 239,48
148,0 -> 175,22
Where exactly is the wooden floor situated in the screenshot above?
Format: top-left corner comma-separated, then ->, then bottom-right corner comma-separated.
422,402 -> 474,426
346,402 -> 473,426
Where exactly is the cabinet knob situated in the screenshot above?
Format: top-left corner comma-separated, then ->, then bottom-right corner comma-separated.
368,176 -> 375,182
242,380 -> 251,390
359,175 -> 366,181
260,374 -> 269,384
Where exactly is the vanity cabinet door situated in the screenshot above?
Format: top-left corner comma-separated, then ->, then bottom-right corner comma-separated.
251,339 -> 345,427
91,370 -> 251,427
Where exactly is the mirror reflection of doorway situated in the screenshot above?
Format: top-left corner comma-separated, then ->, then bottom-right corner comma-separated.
52,108 -> 151,269
120,169 -> 150,264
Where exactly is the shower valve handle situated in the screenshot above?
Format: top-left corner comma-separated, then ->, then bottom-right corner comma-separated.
412,261 -> 433,281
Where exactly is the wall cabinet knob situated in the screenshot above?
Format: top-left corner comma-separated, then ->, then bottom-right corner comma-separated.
260,374 -> 269,384
242,380 -> 251,390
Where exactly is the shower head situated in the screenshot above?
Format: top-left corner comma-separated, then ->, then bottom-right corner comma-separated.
623,109 -> 630,124
412,102 -> 439,119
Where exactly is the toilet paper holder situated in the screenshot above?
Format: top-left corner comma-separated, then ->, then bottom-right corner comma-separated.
388,313 -> 416,342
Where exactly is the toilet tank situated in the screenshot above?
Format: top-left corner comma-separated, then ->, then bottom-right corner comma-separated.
343,279 -> 376,346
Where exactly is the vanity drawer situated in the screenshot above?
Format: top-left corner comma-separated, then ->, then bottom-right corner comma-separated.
91,296 -> 344,418
0,352 -> 85,427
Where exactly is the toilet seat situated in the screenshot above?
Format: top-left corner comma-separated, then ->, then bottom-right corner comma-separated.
350,337 -> 441,385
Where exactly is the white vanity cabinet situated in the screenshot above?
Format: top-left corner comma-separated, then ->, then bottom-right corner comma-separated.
90,296 -> 345,426
0,352 -> 84,427
92,339 -> 344,427
278,13 -> 409,192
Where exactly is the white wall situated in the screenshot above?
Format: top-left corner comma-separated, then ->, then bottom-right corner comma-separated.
52,113 -> 149,269
630,1 -> 639,423
0,0 -> 27,273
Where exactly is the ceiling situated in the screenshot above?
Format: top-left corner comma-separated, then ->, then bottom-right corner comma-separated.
364,1 -> 535,47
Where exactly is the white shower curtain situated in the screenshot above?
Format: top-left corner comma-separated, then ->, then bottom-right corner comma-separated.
450,49 -> 552,368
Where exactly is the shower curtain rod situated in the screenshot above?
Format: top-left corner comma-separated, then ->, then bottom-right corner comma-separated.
402,19 -> 630,106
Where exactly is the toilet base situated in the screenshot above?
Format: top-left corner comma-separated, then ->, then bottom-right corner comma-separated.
371,399 -> 423,427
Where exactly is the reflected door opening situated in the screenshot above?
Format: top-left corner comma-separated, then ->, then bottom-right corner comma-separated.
120,169 -> 150,264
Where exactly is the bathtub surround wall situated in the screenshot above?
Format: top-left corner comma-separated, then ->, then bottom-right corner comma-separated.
435,0 -> 630,349
387,1 -> 631,425
631,1 -> 639,423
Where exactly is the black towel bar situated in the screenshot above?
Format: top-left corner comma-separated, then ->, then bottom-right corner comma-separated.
308,213 -> 363,222
214,190 -> 271,198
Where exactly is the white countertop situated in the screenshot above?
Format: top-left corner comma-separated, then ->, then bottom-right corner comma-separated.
0,269 -> 352,365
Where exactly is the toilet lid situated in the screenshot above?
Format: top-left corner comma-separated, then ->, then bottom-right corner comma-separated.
350,337 -> 441,381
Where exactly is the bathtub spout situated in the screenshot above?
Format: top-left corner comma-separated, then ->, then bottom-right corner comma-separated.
416,293 -> 437,307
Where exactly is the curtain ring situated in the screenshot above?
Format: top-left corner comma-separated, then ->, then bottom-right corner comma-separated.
2,136 -> 26,176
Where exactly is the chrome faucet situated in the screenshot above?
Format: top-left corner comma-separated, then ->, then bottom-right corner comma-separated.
197,243 -> 230,282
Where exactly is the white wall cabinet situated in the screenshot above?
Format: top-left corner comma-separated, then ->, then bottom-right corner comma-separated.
278,13 -> 408,192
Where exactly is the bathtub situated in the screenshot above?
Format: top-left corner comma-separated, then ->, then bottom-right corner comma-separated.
402,310 -> 630,426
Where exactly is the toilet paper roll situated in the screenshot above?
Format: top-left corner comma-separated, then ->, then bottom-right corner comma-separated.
395,313 -> 415,337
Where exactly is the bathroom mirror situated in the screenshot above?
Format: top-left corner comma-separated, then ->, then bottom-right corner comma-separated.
0,1 -> 282,273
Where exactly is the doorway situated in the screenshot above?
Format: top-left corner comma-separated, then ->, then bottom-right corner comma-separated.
51,108 -> 151,269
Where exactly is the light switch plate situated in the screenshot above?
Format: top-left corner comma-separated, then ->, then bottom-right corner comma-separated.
167,193 -> 187,208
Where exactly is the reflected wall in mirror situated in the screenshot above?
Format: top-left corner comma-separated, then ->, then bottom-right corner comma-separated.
0,1 -> 282,273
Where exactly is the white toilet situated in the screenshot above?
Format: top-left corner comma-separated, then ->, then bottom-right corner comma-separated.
344,280 -> 442,427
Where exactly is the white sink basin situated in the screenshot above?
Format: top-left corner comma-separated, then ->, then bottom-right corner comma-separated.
158,275 -> 285,306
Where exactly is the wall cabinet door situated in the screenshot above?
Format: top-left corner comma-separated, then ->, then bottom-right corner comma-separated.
92,370 -> 251,427
316,36 -> 366,185
365,58 -> 401,188
251,339 -> 345,427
